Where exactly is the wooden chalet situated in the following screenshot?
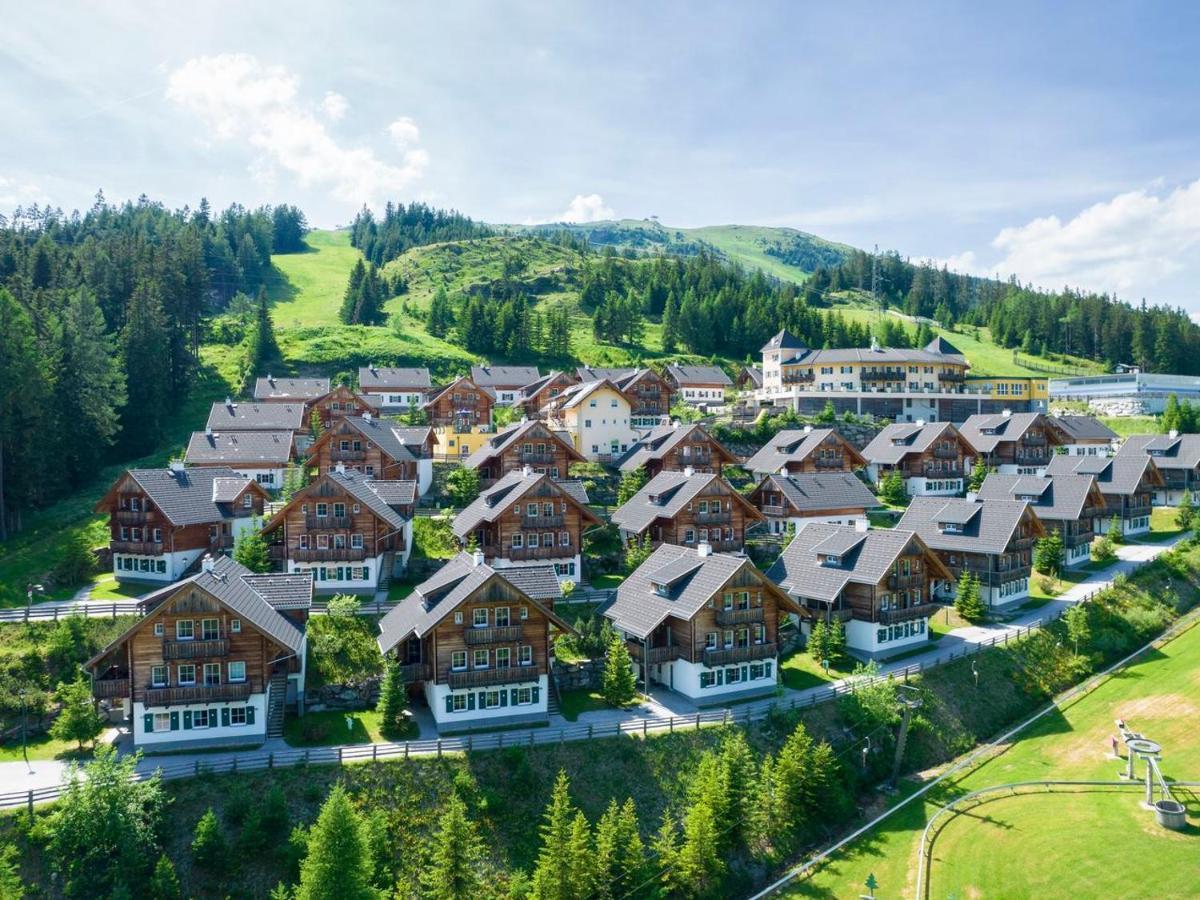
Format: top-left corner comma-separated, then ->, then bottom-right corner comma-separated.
748,472 -> 879,533
304,415 -> 435,494
743,427 -> 866,478
309,384 -> 378,429
1046,453 -> 1162,536
959,411 -> 1068,474
520,371 -> 579,420
184,429 -> 296,490
253,375 -> 331,406
357,366 -> 432,412
578,367 -> 675,428
424,376 -> 494,429
463,419 -> 585,485
610,470 -> 763,552
617,423 -> 737,479
978,473 -> 1106,568
665,364 -> 733,406
1117,432 -> 1200,505
861,421 -> 973,496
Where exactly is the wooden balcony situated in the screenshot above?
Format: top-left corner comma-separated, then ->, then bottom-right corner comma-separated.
396,662 -> 432,682
518,451 -> 557,465
876,603 -> 942,625
703,642 -> 777,667
111,540 -> 163,555
446,664 -> 542,689
292,546 -> 368,562
1014,453 -> 1050,467
1064,530 -> 1095,548
305,515 -> 352,529
781,371 -> 814,384
694,510 -> 732,525
505,544 -> 569,561
715,606 -> 764,626
93,677 -> 130,700
933,446 -> 960,459
521,514 -> 565,527
760,504 -> 787,516
1022,433 -> 1048,446
887,573 -> 926,590
331,448 -> 366,462
115,509 -> 153,524
163,638 -> 229,659
922,465 -> 963,478
143,680 -> 257,706
463,625 -> 524,645
629,644 -> 683,665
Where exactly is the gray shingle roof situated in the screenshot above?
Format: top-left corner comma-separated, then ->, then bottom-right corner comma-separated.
240,573 -> 316,611
376,552 -> 565,653
610,471 -> 758,534
976,473 -> 1101,523
253,376 -> 331,401
471,365 -> 541,388
861,421 -> 964,465
1118,433 -> 1200,471
753,472 -> 879,514
207,400 -> 306,432
605,545 -> 796,639
896,497 -> 1038,555
1045,452 -> 1162,496
958,412 -> 1057,454
453,471 -> 597,537
463,420 -> 584,470
185,430 -> 295,465
666,364 -> 732,387
211,477 -> 250,504
327,471 -> 415,529
108,467 -> 259,527
357,367 -> 432,390
328,417 -> 426,462
761,329 -> 807,352
739,367 -> 764,389
777,344 -> 966,366
744,428 -> 865,475
617,423 -> 734,473
1052,415 -> 1119,443
576,366 -> 636,382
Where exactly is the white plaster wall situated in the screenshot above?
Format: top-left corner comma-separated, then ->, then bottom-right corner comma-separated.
133,694 -> 266,747
905,476 -> 963,497
846,617 -> 930,655
575,396 -> 636,459
491,552 -> 582,584
417,459 -> 433,496
425,673 -> 546,728
287,553 -> 384,591
659,655 -> 776,700
114,548 -> 203,582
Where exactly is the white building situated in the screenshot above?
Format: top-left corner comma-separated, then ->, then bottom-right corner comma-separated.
357,365 -> 432,412
543,379 -> 638,461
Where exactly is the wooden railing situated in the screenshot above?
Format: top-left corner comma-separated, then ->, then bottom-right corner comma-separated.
519,451 -> 557,464
111,541 -> 163,555
446,664 -> 541,690
305,515 -> 352,529
93,677 -> 130,700
521,514 -> 565,527
876,603 -> 943,626
629,644 -> 683,665
163,638 -> 229,659
143,680 -> 257,706
506,544 -> 568,561
922,465 -> 963,478
396,662 -> 432,682
115,509 -> 153,524
330,448 -> 366,462
694,510 -> 731,525
703,642 -> 777,667
292,547 -> 368,562
814,457 -> 846,469
463,625 -> 524,646
888,573 -> 926,590
715,606 -> 764,626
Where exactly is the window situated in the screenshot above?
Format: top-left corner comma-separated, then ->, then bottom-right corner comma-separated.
334,503 -> 346,518
153,528 -> 162,542
299,534 -> 310,549
176,620 -> 194,641
512,533 -> 524,548
520,605 -> 529,620
154,622 -> 164,637
726,666 -> 743,684
454,612 -> 463,625
542,532 -> 554,547
230,619 -> 241,634
519,645 -> 533,666
495,646 -> 511,668
451,694 -> 467,712
201,618 -> 220,641
243,494 -> 253,509
317,534 -> 329,549
451,651 -> 467,671
316,503 -> 328,517
351,533 -> 363,549
700,672 -> 715,689
151,665 -> 168,687
705,632 -> 718,650
527,502 -> 538,517
177,664 -> 196,685
495,607 -> 510,627
203,663 -> 221,685
684,529 -> 696,544
473,608 -> 488,627
153,712 -> 171,732
560,531 -> 571,547
228,661 -> 246,683
193,709 -> 210,729
230,706 -> 247,727
483,690 -> 502,709
473,649 -> 489,669
517,687 -> 533,705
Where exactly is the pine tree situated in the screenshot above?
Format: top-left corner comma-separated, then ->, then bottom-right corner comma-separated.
532,771 -> 584,900
601,634 -> 637,706
50,676 -> 104,749
967,457 -> 989,492
954,571 -> 986,622
623,533 -> 653,574
340,259 -> 367,325
807,619 -> 829,664
719,730 -> 757,849
1177,491 -> 1196,531
420,793 -> 484,900
650,812 -> 680,897
191,807 -> 228,872
567,812 -> 594,899
233,519 -> 272,573
1107,514 -> 1124,544
615,798 -> 645,891
376,656 -> 407,738
297,787 -> 375,900
249,285 -> 279,368
879,469 -> 908,506
0,845 -> 23,900
826,615 -> 847,664
120,280 -> 172,452
310,408 -> 324,440
1034,530 -> 1064,575
661,291 -> 679,353
617,466 -> 649,505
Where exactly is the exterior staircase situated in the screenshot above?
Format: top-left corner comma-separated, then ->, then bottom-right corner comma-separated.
266,671 -> 288,739
547,674 -> 562,718
378,551 -> 396,592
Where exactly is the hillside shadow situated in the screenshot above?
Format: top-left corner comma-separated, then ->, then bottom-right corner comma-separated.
265,263 -> 299,307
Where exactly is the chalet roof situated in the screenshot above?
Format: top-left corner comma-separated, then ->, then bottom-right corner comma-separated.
328,416 -> 429,462
102,467 -> 260,527
471,365 -> 541,388
666,364 -> 732,387
924,335 -> 963,356
743,428 -> 865,475
206,400 -> 305,432
240,573 -> 315,611
768,524 -> 941,602
185,430 -> 295,465
958,412 -> 1056,454
753,472 -> 879,514
617,423 -> 734,473
357,366 -> 432,390
1118,433 -> 1200,471
1045,452 -> 1162,496
739,366 -> 764,389
761,329 -> 807,353
463,419 -> 584,470
324,471 -> 415,529
253,376 -> 331,401
519,370 -> 574,398
576,366 -> 636,382
861,421 -> 964,465
453,470 -> 596,536
1052,415 -> 1119,443
376,552 -> 566,653
896,497 -> 1037,555
550,379 -> 629,411
610,471 -> 756,534
606,545 -> 795,639
423,376 -> 489,408
976,473 -> 1100,523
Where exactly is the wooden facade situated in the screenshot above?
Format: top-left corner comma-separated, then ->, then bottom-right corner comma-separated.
472,422 -> 583,484
622,369 -> 674,420
631,482 -> 763,552
425,377 -> 494,429
980,417 -> 1067,469
521,372 -> 579,420
875,435 -> 970,482
781,431 -> 864,474
310,385 -> 376,429
803,538 -> 945,627
463,479 -> 597,565
639,428 -> 734,478
305,419 -> 419,480
931,513 -> 1044,597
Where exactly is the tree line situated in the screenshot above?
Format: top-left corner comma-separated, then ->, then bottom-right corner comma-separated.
350,201 -> 494,267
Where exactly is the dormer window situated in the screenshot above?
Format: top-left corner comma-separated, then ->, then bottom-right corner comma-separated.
939,522 -> 962,534
653,582 -> 669,598
821,554 -> 841,567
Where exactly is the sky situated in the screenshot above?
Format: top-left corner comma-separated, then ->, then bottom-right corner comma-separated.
2,1 -> 1199,311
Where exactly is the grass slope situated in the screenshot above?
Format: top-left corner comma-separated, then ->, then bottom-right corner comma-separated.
268,229 -> 365,328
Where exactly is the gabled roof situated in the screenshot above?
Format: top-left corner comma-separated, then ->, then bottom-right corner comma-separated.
959,412 -> 1060,454
896,497 -> 1042,555
976,473 -> 1102,523
761,329 -> 807,353
617,423 -> 736,473
308,416 -> 428,464
576,366 -> 636,383
610,471 -> 761,534
1051,415 -> 1119,444
924,335 -> 963,356
463,419 -> 584,471
776,345 -> 968,366
520,370 -> 574,399
206,400 -> 306,432
738,366 -> 764,389
185,430 -> 295,465
96,467 -> 263,527
743,428 -> 866,475
767,523 -> 950,602
423,375 -> 491,408
549,378 -> 630,412
376,552 -> 567,653
253,376 -> 331,402
606,545 -> 800,639
263,470 -> 416,533
666,364 -> 732,387
357,366 -> 432,390
471,365 -> 541,388
1045,452 -> 1164,496
751,472 -> 879,514
861,421 -> 965,465
1118,433 -> 1200,471
87,556 -> 308,668
452,470 -> 598,536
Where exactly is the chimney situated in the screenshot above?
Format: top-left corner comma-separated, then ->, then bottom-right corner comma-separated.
169,460 -> 185,474
335,462 -> 346,474
966,491 -> 978,502
225,396 -> 234,409
1170,429 -> 1179,439
267,373 -> 274,386
201,554 -> 215,573
1002,409 -> 1012,418
697,541 -> 713,557
803,424 -> 813,433
523,464 -> 533,477
363,411 -> 372,422
915,418 -> 926,427
683,466 -> 695,477
205,426 -> 213,439
672,418 -> 681,428
471,549 -> 485,567
854,518 -> 869,533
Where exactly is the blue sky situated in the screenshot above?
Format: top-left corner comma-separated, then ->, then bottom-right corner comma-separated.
2,1 -> 1199,310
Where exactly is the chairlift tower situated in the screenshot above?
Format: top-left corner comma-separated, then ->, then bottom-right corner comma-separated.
889,684 -> 923,788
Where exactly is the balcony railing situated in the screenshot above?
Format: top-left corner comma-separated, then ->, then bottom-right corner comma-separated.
1022,433 -> 1047,446
760,504 -> 787,516
330,448 -> 366,462
521,514 -> 565,527
292,546 -> 368,562
629,644 -> 683,665
694,510 -> 732,525
305,515 -> 352,529
922,465 -> 963,478
144,680 -> 257,706
505,544 -> 570,561
93,677 -> 130,700
163,638 -> 229,659
933,446 -> 960,459
861,370 -> 905,382
115,509 -> 152,524
887,573 -> 926,590
1009,536 -> 1034,551
814,457 -> 847,469
1064,530 -> 1096,548
781,373 -> 815,384
463,625 -> 524,645
703,642 -> 777,667
111,541 -> 163,555
938,371 -> 965,383
877,603 -> 942,625
1014,453 -> 1049,467
396,662 -> 432,682
447,664 -> 541,690
715,606 -> 764,626
519,451 -> 556,464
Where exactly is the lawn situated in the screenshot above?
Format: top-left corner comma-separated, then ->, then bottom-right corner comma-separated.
786,613 -> 1200,898
587,574 -> 626,590
282,708 -> 417,747
1135,506 -> 1186,544
557,689 -> 613,722
1099,414 -> 1160,438
779,646 -> 852,690
928,605 -> 970,638
386,578 -> 419,603
268,230 -> 363,328
0,733 -> 98,763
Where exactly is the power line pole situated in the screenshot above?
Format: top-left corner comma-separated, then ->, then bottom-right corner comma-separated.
871,244 -> 880,316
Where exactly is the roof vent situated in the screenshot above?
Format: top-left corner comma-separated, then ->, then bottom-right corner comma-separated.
697,541 -> 713,557
335,462 -> 346,474
471,549 -> 485,567
169,460 -> 185,474
870,336 -> 881,352
205,426 -> 213,438
225,396 -> 234,408
915,418 -> 926,427
1170,429 -> 1179,439
267,373 -> 274,386
200,554 -> 215,573
683,466 -> 694,477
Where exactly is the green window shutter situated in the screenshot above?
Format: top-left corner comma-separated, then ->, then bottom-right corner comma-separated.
510,688 -> 518,705
445,695 -> 454,714
500,691 -> 507,707
221,707 -> 231,727
467,692 -> 476,710
716,669 -> 724,686
531,686 -> 540,704
210,707 -> 218,724
245,705 -> 255,726
143,713 -> 154,734
169,711 -> 179,731
183,710 -> 192,730
765,661 -> 773,678
741,665 -> 748,682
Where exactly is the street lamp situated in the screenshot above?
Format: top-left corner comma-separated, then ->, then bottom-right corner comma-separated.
26,583 -> 44,612
18,686 -> 32,775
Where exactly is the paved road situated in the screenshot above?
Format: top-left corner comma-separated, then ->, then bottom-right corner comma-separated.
0,539 -> 1177,794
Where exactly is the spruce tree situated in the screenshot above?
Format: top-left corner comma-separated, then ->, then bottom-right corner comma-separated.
233,520 -> 273,573
376,656 -> 407,738
649,812 -> 680,897
148,854 -> 180,900
617,466 -> 649,505
967,457 -> 989,492
616,798 -> 645,891
807,618 -> 829,664
601,634 -> 637,706
532,771 -> 583,900
120,280 -> 172,452
1177,491 -> 1196,531
50,676 -> 105,749
592,800 -> 621,900
297,786 -> 376,900
420,793 -> 484,900
1034,530 -> 1064,575
191,807 -> 228,872
826,615 -> 847,665
340,259 -> 366,324
954,571 -> 986,622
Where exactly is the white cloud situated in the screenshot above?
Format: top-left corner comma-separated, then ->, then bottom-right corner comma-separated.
0,175 -> 50,211
558,193 -> 614,223
321,91 -> 349,121
988,180 -> 1200,299
165,54 -> 426,206
387,117 -> 420,148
